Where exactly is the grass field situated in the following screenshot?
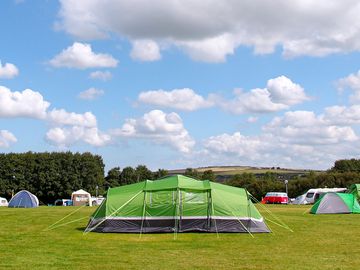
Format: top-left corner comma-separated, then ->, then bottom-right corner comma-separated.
0,205 -> 359,270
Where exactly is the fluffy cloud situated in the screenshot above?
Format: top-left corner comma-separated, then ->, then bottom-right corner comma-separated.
0,86 -> 50,119
202,108 -> 360,169
47,109 -> 97,127
130,40 -> 161,61
49,42 -> 118,69
89,70 -> 112,81
264,111 -> 358,145
78,87 -> 104,100
0,61 -> 19,79
337,70 -> 360,103
111,110 -> 194,153
46,126 -> 111,147
0,130 -> 17,148
216,76 -> 308,114
138,88 -> 214,111
57,0 -> 360,62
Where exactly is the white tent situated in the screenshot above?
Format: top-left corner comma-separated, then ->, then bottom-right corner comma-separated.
0,197 -> 8,206
71,189 -> 92,206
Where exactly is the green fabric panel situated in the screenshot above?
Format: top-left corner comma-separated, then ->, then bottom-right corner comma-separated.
145,190 -> 176,217
310,198 -> 321,213
92,198 -> 107,218
349,184 -> 360,198
144,175 -> 211,191
106,181 -> 146,217
181,190 -> 209,216
352,198 -> 360,213
337,193 -> 356,211
210,182 -> 250,217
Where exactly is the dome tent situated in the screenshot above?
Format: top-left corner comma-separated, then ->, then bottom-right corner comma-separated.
8,190 -> 39,208
310,192 -> 360,214
85,175 -> 270,234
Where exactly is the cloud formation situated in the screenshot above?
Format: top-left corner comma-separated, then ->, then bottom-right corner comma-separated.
111,110 -> 194,153
49,42 -> 118,69
78,88 -> 104,100
138,88 -> 214,111
89,70 -> 112,81
0,61 -> 19,79
0,86 -> 50,119
47,109 -> 97,127
130,40 -> 161,61
0,130 -> 17,148
57,0 -> 360,62
46,126 -> 111,147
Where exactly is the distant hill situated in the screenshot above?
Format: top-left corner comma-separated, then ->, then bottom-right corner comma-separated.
168,165 -> 322,182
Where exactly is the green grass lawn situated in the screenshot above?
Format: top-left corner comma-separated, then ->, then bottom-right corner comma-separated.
0,205 -> 359,270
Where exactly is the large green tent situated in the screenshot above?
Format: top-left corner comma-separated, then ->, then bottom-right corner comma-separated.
310,192 -> 360,214
85,175 -> 270,233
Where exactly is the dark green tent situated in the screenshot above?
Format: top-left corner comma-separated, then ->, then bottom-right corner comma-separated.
85,175 -> 270,233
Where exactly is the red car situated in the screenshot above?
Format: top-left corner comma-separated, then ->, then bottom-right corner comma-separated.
261,192 -> 288,204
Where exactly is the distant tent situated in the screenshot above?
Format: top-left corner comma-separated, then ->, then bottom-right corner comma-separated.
8,190 -> 39,208
0,197 -> 8,207
71,189 -> 92,207
310,192 -> 360,214
348,184 -> 360,198
85,175 -> 270,233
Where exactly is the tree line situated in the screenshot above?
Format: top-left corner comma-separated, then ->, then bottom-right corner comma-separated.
1,152 -> 360,204
0,152 -> 104,204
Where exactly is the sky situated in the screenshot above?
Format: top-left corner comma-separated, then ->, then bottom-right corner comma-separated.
1,0 -> 360,172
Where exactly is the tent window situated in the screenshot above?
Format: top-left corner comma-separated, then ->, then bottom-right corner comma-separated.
184,192 -> 206,204
149,191 -> 173,206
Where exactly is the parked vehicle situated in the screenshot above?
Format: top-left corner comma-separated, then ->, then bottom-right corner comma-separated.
54,199 -> 73,206
292,187 -> 347,204
0,197 -> 8,206
261,192 -> 288,204
91,196 -> 105,206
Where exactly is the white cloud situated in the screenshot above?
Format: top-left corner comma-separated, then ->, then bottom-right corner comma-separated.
337,70 -> 360,103
46,126 -> 111,147
0,86 -> 50,119
49,42 -> 118,69
247,116 -> 258,123
216,76 -> 309,114
89,70 -> 112,81
138,88 -> 214,111
111,110 -> 194,153
78,87 -> 104,100
130,40 -> 161,61
264,111 -> 358,145
0,130 -> 17,148
47,109 -> 97,127
57,0 -> 360,62
0,61 -> 19,79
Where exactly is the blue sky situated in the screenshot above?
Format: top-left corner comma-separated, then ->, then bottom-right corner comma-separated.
2,0 -> 360,172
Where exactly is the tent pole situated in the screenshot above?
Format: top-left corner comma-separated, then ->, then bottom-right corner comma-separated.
139,191 -> 147,238
174,188 -> 180,240
209,189 -> 219,238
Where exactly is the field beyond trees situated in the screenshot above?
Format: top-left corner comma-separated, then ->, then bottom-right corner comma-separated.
1,205 -> 359,270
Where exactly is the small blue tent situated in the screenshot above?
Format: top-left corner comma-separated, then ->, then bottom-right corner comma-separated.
8,190 -> 39,208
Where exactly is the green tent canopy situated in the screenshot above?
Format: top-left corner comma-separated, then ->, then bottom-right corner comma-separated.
310,192 -> 360,214
85,175 -> 270,233
349,184 -> 360,198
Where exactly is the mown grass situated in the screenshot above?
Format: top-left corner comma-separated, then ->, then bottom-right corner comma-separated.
0,205 -> 359,270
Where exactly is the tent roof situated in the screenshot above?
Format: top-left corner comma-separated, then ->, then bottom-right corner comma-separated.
72,189 -> 90,195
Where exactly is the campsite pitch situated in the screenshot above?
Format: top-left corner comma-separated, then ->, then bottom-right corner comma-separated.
0,205 -> 359,270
